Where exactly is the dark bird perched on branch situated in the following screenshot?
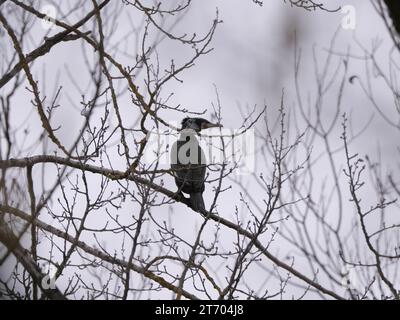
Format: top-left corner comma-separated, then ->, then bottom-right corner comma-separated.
170,117 -> 222,214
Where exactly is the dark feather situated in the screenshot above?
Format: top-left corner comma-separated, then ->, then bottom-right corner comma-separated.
190,192 -> 205,214
385,0 -> 400,35
171,130 -> 207,213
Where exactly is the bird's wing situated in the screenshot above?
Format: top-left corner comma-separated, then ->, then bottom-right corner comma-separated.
170,139 -> 206,193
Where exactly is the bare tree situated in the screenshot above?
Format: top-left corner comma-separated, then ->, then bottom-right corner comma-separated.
0,0 -> 398,300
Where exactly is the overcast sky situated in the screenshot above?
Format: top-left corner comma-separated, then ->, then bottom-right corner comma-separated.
1,0 -> 399,299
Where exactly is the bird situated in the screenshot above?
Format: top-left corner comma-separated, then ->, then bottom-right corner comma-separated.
170,117 -> 222,214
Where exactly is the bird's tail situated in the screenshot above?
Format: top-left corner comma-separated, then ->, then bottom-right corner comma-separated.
190,192 -> 205,214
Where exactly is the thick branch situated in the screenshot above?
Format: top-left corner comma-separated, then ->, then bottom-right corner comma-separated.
0,220 -> 67,300
0,204 -> 200,300
0,0 -> 110,89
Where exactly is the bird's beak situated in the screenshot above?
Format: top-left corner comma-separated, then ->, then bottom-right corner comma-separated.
202,122 -> 223,129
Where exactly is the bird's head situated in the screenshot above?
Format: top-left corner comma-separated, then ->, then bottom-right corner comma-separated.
180,117 -> 222,133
